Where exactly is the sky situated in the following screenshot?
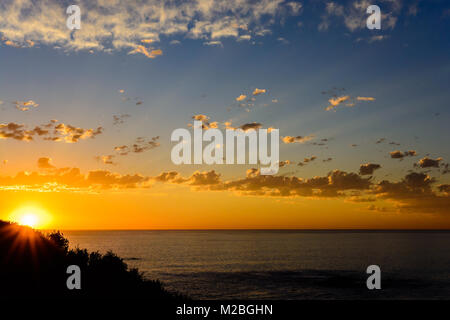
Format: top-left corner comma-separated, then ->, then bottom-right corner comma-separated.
0,0 -> 449,229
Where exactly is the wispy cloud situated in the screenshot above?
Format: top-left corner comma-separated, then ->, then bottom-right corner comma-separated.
0,0 -> 301,54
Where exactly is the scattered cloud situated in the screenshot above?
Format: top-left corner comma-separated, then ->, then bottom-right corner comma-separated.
0,0 -> 301,54
326,95 -> 350,111
13,100 -> 39,111
325,93 -> 375,111
114,136 -> 160,156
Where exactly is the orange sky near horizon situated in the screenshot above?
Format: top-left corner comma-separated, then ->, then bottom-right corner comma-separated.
1,184 -> 449,230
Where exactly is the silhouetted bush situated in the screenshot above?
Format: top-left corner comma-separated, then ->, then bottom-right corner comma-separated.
0,220 -> 186,300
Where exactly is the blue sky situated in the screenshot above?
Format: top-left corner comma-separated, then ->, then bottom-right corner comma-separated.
1,0 -> 448,179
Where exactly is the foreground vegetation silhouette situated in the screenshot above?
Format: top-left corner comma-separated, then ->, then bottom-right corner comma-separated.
0,220 -> 185,299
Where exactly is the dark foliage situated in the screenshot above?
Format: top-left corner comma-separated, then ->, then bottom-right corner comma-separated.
0,220 -> 185,300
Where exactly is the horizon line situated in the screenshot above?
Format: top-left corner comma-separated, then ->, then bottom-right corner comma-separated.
49,228 -> 450,232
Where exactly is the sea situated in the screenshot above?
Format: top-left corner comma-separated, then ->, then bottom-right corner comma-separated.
63,230 -> 450,299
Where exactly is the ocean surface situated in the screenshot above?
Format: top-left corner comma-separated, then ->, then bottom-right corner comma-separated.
63,230 -> 450,299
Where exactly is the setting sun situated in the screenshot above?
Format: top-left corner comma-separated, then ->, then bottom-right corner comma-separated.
19,214 -> 38,228
9,206 -> 52,229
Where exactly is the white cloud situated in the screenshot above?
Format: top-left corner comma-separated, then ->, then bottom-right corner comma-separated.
319,0 -> 401,32
0,0 -> 301,54
203,40 -> 223,47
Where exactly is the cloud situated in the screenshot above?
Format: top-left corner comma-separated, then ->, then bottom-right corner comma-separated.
325,95 -> 350,111
0,120 -> 104,143
0,165 -> 152,191
438,185 -> 450,194
113,114 -> 131,126
13,100 -> 39,111
154,170 -> 221,186
323,88 -> 377,111
203,41 -> 223,47
368,35 -> 388,43
239,122 -> 262,132
390,150 -> 417,159
238,35 -> 251,41
359,163 -> 381,175
303,156 -> 317,163
279,160 -> 293,168
154,168 -> 373,198
114,136 -> 160,155
236,94 -> 247,101
319,1 -> 401,32
416,156 -> 443,168
96,155 -> 116,165
253,88 -> 266,96
190,114 -> 219,130
373,172 -> 450,214
192,114 -> 210,122
37,157 -> 55,169
356,96 -> 376,101
0,0 -> 300,54
287,2 -> 302,15
282,135 -> 314,144
150,167 -> 450,214
128,45 -> 163,59
53,123 -> 103,143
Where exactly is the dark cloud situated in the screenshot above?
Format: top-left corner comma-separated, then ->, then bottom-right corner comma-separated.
154,170 -> 221,186
416,156 -> 443,168
303,156 -> 317,163
37,157 -> 55,169
390,150 -> 417,159
373,172 -> 449,214
0,120 -> 103,143
239,122 -> 262,132
359,163 -> 381,175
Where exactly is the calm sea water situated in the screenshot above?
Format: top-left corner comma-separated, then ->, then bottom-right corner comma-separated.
63,230 -> 450,299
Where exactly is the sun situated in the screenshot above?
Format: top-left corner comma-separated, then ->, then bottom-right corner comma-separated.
9,206 -> 52,229
19,214 -> 39,228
